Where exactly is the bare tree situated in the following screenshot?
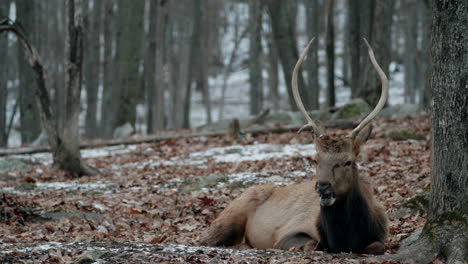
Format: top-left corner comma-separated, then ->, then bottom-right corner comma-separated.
393,1 -> 467,262
83,0 -> 102,138
357,0 -> 393,106
265,0 -> 312,111
249,0 -> 263,115
325,0 -> 335,107
152,0 -> 167,131
0,0 -> 98,176
100,0 -> 117,137
16,0 -> 41,144
304,0 -> 320,110
0,2 -> 11,147
113,0 -> 144,131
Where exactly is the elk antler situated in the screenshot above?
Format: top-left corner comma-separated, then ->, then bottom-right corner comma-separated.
292,37 -> 325,137
349,38 -> 389,139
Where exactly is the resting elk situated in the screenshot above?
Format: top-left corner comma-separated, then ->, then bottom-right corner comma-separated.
200,38 -> 389,255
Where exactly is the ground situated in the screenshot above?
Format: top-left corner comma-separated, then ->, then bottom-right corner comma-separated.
0,115 -> 433,263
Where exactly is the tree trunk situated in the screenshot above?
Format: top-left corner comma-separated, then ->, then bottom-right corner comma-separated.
357,0 -> 393,107
0,1 -> 11,147
393,1 -> 467,262
348,0 -> 361,98
100,0 -> 116,137
304,0 -> 320,110
0,0 -> 98,176
419,0 -> 432,108
266,28 -> 279,112
145,0 -> 157,133
265,0 -> 311,111
402,0 -> 419,104
249,0 -> 263,115
151,0 -> 166,131
325,0 -> 335,108
83,0 -> 102,138
16,0 -> 41,144
114,0 -> 144,130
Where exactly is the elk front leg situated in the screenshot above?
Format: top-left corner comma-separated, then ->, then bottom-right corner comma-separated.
363,241 -> 385,255
200,185 -> 274,247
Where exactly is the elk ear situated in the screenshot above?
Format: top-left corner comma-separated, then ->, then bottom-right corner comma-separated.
354,123 -> 373,144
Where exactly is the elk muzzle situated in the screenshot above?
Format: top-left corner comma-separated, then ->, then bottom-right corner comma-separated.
316,181 -> 336,206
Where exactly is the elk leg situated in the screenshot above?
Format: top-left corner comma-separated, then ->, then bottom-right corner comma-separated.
363,241 -> 385,255
200,185 -> 274,247
274,232 -> 318,250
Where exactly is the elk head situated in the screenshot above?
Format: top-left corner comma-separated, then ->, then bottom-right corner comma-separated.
292,38 -> 388,206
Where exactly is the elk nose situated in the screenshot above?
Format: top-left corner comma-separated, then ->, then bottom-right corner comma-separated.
316,182 -> 332,194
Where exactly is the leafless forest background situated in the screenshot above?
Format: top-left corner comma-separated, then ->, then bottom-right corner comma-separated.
0,0 -> 431,148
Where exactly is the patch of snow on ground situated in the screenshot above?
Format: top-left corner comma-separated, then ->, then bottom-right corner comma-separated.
189,143 -> 316,164
5,145 -> 138,165
0,181 -> 114,194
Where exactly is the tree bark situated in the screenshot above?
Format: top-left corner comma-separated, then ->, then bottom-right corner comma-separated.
0,1 -> 98,177
0,2 -> 11,146
392,1 -> 467,262
348,0 -> 361,98
325,0 -> 335,108
249,0 -> 263,115
114,0 -> 144,129
100,0 -> 116,137
16,0 -> 41,144
83,0 -> 102,138
402,0 -> 418,104
304,0 -> 320,110
265,0 -> 311,112
152,0 -> 166,131
357,0 -> 393,107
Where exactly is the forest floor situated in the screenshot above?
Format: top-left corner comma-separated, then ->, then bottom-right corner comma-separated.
0,115 -> 433,263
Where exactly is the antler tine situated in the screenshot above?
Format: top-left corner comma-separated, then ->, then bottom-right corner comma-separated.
350,38 -> 389,139
292,37 -> 325,137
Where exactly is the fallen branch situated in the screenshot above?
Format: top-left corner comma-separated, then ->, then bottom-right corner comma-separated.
0,120 -> 359,156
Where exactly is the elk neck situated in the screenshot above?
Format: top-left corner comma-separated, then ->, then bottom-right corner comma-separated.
316,179 -> 385,253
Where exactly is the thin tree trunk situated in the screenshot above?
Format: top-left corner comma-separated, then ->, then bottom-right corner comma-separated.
16,0 -> 41,144
114,0 -> 144,130
393,1 -> 467,262
83,0 -> 101,138
325,0 -> 335,107
266,28 -> 279,112
304,0 -> 320,110
218,20 -> 249,120
348,0 -> 360,98
0,1 -> 11,147
265,0 -> 311,111
145,0 -> 157,133
358,0 -> 393,107
419,0 -> 432,108
151,0 -> 166,131
249,0 -> 263,115
0,0 -> 98,176
402,0 -> 418,104
100,0 -> 116,137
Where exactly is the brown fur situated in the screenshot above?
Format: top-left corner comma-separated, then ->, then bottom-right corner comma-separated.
200,124 -> 388,255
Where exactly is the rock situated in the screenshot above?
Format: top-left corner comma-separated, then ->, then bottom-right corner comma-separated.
388,130 -> 426,141
380,104 -> 421,118
178,173 -> 228,193
113,122 -> 134,138
331,98 -> 371,119
399,228 -> 423,250
0,159 -> 30,171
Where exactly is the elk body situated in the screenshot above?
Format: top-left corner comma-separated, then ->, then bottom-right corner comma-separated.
200,39 -> 389,255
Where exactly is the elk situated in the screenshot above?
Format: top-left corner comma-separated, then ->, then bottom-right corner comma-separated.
200,38 -> 389,255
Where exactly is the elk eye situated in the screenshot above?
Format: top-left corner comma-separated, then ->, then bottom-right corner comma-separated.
344,161 -> 352,166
